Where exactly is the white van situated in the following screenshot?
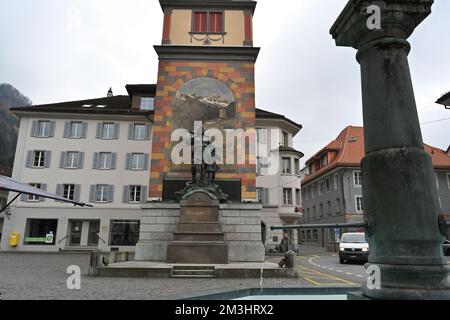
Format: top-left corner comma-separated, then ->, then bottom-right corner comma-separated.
339,232 -> 369,264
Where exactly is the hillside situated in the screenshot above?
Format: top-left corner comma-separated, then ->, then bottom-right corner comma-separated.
0,83 -> 32,167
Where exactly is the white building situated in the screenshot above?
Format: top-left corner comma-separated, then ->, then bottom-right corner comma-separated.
0,85 -> 303,252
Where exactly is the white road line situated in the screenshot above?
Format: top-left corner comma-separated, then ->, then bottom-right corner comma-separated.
336,270 -> 343,273
356,275 -> 364,278
346,272 -> 352,275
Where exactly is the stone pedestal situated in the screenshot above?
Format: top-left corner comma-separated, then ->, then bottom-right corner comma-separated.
135,200 -> 265,263
331,0 -> 450,299
167,192 -> 228,264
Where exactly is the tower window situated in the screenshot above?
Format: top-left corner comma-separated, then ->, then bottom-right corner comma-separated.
193,11 -> 223,33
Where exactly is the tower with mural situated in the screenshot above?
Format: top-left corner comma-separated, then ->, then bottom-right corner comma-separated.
135,0 -> 265,262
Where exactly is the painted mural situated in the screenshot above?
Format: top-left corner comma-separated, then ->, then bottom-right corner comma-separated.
171,77 -> 236,132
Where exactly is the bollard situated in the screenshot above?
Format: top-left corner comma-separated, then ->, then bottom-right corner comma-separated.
285,250 -> 296,269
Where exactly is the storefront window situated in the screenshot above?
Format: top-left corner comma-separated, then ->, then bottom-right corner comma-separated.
109,220 -> 140,246
24,219 -> 58,245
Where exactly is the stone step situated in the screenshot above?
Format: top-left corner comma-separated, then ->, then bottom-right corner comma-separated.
171,265 -> 215,278
176,222 -> 223,233
173,232 -> 225,242
170,274 -> 215,279
173,265 -> 215,271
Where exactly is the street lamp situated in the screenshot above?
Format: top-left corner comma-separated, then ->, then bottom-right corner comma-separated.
436,91 -> 450,109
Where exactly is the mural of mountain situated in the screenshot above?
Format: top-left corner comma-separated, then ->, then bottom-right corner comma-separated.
171,77 -> 237,132
0,83 -> 32,168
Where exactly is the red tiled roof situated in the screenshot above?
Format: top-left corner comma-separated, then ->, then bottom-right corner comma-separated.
302,126 -> 450,184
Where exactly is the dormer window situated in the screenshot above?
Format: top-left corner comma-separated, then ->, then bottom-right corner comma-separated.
140,97 -> 154,111
193,11 -> 224,33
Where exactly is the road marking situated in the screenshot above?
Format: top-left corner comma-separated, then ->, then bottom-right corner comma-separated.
336,270 -> 343,273
356,275 -> 364,278
346,272 -> 352,275
303,277 -> 321,286
296,265 -> 356,286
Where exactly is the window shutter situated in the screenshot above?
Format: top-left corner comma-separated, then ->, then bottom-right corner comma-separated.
74,185 -> 81,202
63,122 -> 70,138
144,154 -> 150,170
141,186 -> 147,203
89,185 -> 95,202
145,124 -> 151,140
81,122 -> 88,138
111,153 -> 117,169
40,184 -> 47,202
78,152 -> 85,169
125,153 -> 132,170
264,188 -> 270,205
31,121 -> 37,137
56,184 -> 63,197
44,151 -> 52,168
128,124 -> 134,140
108,185 -> 115,203
25,151 -> 33,167
96,123 -> 102,139
123,185 -> 130,203
93,152 -> 99,169
59,152 -> 66,168
114,123 -> 120,139
49,121 -> 56,137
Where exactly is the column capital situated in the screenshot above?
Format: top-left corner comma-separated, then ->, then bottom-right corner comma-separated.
330,0 -> 433,49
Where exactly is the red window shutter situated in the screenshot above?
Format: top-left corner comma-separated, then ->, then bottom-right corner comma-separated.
210,12 -> 223,33
193,12 -> 207,32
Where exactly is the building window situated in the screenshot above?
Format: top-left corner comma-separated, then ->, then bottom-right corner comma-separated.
282,158 -> 291,174
140,97 -> 154,111
356,196 -> 364,212
283,188 -> 293,205
354,171 -> 362,187
33,151 -> 46,168
63,184 -> 76,200
256,188 -> 264,204
192,11 -> 223,33
295,189 -> 301,206
320,154 -> 328,167
91,185 -> 114,203
94,152 -> 116,170
282,132 -> 289,147
28,183 -> 42,201
256,128 -> 268,145
313,206 -> 316,220
313,230 -> 318,241
447,173 -> 450,189
294,159 -> 300,175
318,181 -> 324,195
336,198 -> 341,214
320,203 -> 324,217
306,208 -> 310,221
65,152 -> 80,169
102,123 -> 116,139
325,178 -> 331,192
133,124 -> 147,140
24,219 -> 57,245
327,201 -> 332,216
334,173 -> 340,189
126,153 -> 148,171
129,185 -> 142,203
33,120 -> 54,138
109,220 -> 140,246
69,122 -> 83,138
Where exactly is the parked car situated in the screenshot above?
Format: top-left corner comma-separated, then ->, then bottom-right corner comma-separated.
339,232 -> 369,264
443,240 -> 450,256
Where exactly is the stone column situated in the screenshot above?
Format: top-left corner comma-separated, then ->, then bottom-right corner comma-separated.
331,0 -> 450,299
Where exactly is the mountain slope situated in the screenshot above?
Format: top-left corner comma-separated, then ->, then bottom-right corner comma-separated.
0,83 -> 32,167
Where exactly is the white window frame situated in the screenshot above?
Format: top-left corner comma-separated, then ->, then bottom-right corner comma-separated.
334,173 -> 339,189
353,170 -> 362,187
282,131 -> 289,147
355,195 -> 364,212
131,153 -> 145,170
447,173 -> 450,190
133,124 -> 146,140
65,152 -> 79,169
140,97 -> 155,110
282,157 -> 291,174
28,183 -> 41,201
98,152 -> 112,170
129,185 -> 142,203
101,123 -> 115,140
37,121 -> 51,138
33,151 -> 45,168
63,184 -> 75,200
283,188 -> 293,206
95,185 -> 108,203
69,122 -> 83,139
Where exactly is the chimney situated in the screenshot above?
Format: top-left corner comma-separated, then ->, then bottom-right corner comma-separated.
107,87 -> 113,97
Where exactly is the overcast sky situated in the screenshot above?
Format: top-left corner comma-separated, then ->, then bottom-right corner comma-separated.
1,0 -> 449,163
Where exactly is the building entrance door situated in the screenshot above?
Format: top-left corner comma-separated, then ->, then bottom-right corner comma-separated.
87,221 -> 100,246
69,221 -> 83,246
